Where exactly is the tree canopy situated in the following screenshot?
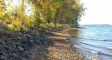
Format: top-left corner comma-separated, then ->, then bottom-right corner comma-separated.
0,0 -> 85,32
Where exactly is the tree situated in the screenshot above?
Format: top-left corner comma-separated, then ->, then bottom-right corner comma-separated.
0,0 -> 85,32
0,0 -> 6,24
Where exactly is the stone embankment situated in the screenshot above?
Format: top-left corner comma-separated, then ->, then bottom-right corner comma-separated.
0,25 -> 48,60
0,24 -> 84,60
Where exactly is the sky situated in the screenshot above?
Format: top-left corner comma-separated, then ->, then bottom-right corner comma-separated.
79,0 -> 112,25
5,0 -> 32,16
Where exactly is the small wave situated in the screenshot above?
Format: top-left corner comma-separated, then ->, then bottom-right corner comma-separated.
70,41 -> 112,56
73,42 -> 112,60
98,52 -> 112,60
73,44 -> 99,60
75,40 -> 112,50
75,37 -> 112,41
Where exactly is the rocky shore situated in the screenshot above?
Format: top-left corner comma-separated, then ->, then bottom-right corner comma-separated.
0,25 -> 48,60
29,28 -> 85,60
0,24 -> 84,60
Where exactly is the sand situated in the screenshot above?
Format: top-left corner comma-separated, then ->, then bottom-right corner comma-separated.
29,31 -> 85,60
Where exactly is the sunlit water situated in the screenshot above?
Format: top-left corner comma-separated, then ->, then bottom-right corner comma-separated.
67,25 -> 112,60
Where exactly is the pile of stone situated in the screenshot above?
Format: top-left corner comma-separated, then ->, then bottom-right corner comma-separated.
0,24 -> 48,60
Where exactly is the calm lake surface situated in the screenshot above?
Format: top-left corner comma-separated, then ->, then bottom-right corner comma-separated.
67,25 -> 112,60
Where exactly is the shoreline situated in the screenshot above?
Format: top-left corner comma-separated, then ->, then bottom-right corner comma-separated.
29,29 -> 85,60
0,26 -> 85,60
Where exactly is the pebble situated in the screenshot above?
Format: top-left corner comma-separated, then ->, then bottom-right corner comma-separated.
29,30 -> 85,60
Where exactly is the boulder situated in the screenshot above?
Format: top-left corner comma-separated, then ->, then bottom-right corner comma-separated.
34,40 -> 42,45
18,46 -> 25,54
24,34 -> 34,40
4,46 -> 10,52
11,54 -> 19,59
25,30 -> 35,36
10,43 -> 16,49
25,51 -> 32,58
17,36 -> 24,40
0,55 -> 6,60
28,40 -> 36,48
22,44 -> 30,51
0,47 -> 8,54
22,58 -> 27,60
40,40 -> 46,45
0,24 -> 8,30
18,47 -> 24,51
2,52 -> 9,58
40,38 -> 47,45
0,40 -> 5,45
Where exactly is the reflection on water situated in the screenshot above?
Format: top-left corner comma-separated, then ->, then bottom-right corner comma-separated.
67,25 -> 112,60
67,29 -> 79,36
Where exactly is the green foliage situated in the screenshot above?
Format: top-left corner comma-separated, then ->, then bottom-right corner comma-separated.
0,0 -> 85,33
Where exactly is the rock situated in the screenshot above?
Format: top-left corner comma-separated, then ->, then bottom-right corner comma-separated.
8,34 -> 17,40
1,47 -> 8,54
18,46 -> 24,54
22,58 -> 27,60
7,45 -> 13,52
3,25 -> 8,30
34,40 -> 42,45
0,24 -> 8,30
0,34 -> 1,37
0,40 -> 5,45
25,51 -> 32,58
1,41 -> 6,45
12,54 -> 19,59
24,34 -> 34,40
10,44 -> 16,49
4,30 -> 10,35
25,30 -> 35,36
3,52 -> 9,58
40,38 -> 47,45
0,25 -> 51,60
18,47 -> 24,51
4,46 -> 10,51
17,36 -> 24,40
14,42 -> 19,48
0,55 -> 6,60
44,39 -> 48,43
28,40 -> 36,47
22,44 -> 30,51
40,40 -> 47,45
0,51 -> 3,55
22,40 -> 28,44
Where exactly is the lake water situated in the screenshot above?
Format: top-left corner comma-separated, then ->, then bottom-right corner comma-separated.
67,25 -> 112,60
